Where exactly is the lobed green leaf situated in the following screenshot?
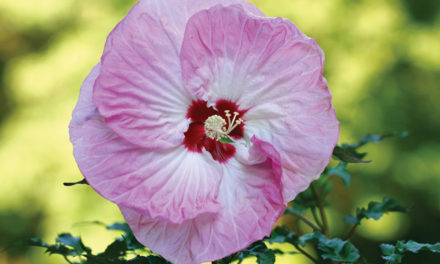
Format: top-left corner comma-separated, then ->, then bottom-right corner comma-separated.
381,240 -> 440,263
56,233 -> 91,256
299,232 -> 360,262
266,226 -> 298,245
326,161 -> 351,187
344,198 -> 408,225
332,131 -> 407,163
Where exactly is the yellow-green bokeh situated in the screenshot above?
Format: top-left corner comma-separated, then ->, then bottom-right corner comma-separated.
0,0 -> 439,263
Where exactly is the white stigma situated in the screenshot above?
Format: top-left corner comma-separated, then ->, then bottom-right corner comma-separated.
204,110 -> 243,141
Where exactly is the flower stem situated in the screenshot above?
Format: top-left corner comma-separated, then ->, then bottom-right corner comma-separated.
289,210 -> 323,232
293,244 -> 318,264
345,224 -> 359,240
311,183 -> 330,238
311,207 -> 323,229
63,255 -> 73,264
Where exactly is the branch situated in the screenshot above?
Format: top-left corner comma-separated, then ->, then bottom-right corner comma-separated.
311,184 -> 330,238
293,244 -> 319,264
345,224 -> 359,240
287,209 -> 323,233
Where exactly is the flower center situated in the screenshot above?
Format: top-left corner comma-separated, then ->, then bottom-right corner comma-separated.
204,110 -> 243,141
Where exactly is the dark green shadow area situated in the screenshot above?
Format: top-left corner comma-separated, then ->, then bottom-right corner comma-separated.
402,0 -> 440,24
0,207 -> 45,259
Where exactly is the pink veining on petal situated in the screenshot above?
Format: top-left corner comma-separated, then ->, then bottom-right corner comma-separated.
93,1 -> 192,150
70,0 -> 340,263
92,0 -> 265,151
71,67 -> 223,225
120,137 -> 285,264
180,4 -> 339,202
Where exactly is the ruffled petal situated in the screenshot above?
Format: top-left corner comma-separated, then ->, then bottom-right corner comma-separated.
180,4 -> 339,201
70,63 -> 101,127
93,0 -> 263,150
245,78 -> 339,201
93,1 -> 191,150
181,4 -> 319,107
71,68 -> 223,224
120,137 -> 285,264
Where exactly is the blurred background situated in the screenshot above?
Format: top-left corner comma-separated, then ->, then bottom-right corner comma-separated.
0,0 -> 439,263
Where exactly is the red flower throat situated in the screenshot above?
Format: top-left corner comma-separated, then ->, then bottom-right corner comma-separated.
183,99 -> 246,163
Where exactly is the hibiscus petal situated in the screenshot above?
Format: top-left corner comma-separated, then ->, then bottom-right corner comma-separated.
70,63 -> 101,127
181,4 -> 318,106
245,78 -> 339,201
93,1 -> 191,150
71,68 -> 223,224
93,0 -> 263,150
120,137 -> 285,264
180,4 -> 339,201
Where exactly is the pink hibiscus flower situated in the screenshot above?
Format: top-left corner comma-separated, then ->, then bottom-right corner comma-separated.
69,0 -> 339,263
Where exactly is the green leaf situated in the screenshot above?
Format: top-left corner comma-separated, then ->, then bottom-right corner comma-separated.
292,187 -> 318,210
345,198 -> 407,225
256,250 -> 275,264
332,146 -> 370,163
395,240 -> 440,253
45,244 -> 75,256
344,215 -> 360,225
381,240 -> 440,263
99,239 -> 127,258
126,255 -> 169,264
56,233 -> 91,256
234,241 -> 277,264
266,226 -> 298,245
380,244 -> 395,255
105,222 -> 145,251
63,178 -> 88,186
299,232 -> 360,262
219,136 -> 234,143
298,232 -> 320,247
357,131 -> 408,147
319,239 -> 359,262
28,237 -> 75,257
361,197 -> 407,220
28,238 -> 48,248
327,162 -> 351,187
332,131 -> 407,163
106,223 -> 131,233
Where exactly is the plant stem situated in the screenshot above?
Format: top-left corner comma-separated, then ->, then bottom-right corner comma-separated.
289,210 -> 323,232
311,207 -> 324,229
63,255 -> 73,264
311,183 -> 330,238
345,224 -> 359,240
293,244 -> 319,264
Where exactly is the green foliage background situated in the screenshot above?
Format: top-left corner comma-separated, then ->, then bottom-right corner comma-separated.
0,0 -> 439,263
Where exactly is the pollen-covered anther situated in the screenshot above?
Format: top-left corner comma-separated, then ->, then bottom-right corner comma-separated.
204,110 -> 243,141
